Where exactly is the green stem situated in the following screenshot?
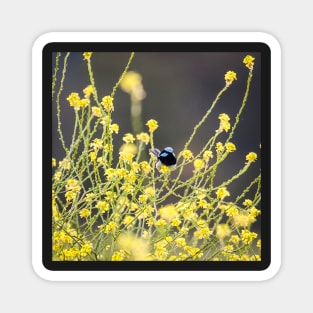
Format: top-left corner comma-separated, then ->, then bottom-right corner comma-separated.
226,69 -> 253,144
55,52 -> 70,155
183,85 -> 228,152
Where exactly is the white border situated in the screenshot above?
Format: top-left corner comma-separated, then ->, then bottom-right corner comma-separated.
32,32 -> 281,281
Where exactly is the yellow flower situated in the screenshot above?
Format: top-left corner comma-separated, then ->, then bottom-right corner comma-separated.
246,152 -> 257,162
84,193 -> 95,203
216,142 -> 224,154
62,248 -> 80,261
136,132 -> 150,145
123,215 -> 135,227
105,168 -> 116,180
159,164 -> 172,174
228,254 -> 240,261
66,92 -> 80,107
180,227 -> 189,235
216,187 -> 230,200
226,205 -> 239,217
154,245 -> 168,260
83,85 -> 94,98
121,183 -> 135,194
203,150 -> 213,162
119,151 -> 135,164
101,95 -> 114,112
110,123 -> 119,134
194,227 -> 211,239
138,194 -> 149,203
90,138 -> 103,151
79,208 -> 91,218
80,241 -> 93,257
146,119 -> 158,132
250,255 -> 261,261
52,158 -> 56,167
66,178 -> 80,192
59,158 -> 71,170
233,212 -> 255,227
230,235 -> 240,245
146,217 -> 155,227
92,106 -> 101,117
104,221 -> 118,234
243,55 -> 255,70
155,219 -> 167,227
197,199 -> 208,208
218,113 -> 231,132
225,142 -> 236,153
249,206 -> 261,218
96,201 -> 110,213
83,52 -> 93,60
111,251 -> 125,261
178,253 -> 187,260
131,162 -> 140,173
78,98 -> 90,108
144,186 -> 155,197
117,233 -> 150,260
195,188 -> 207,199
181,149 -> 193,160
140,161 -> 152,174
120,71 -> 146,101
243,199 -> 253,206
65,191 -> 76,202
193,159 -> 205,172
224,71 -> 237,86
124,171 -> 137,184
123,133 -> 135,144
89,151 -> 97,161
120,71 -> 142,93
54,171 -> 62,180
171,218 -> 181,227
119,143 -> 138,155
197,219 -> 207,228
66,92 -> 89,110
158,204 -> 178,221
241,229 -> 257,245
223,245 -> 234,253
176,238 -> 186,247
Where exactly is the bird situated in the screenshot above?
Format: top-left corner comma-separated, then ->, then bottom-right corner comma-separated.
149,147 -> 177,172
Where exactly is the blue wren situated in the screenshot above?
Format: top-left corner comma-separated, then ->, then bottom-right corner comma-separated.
149,147 -> 177,172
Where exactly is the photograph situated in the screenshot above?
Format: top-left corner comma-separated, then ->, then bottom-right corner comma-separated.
39,39 -> 271,273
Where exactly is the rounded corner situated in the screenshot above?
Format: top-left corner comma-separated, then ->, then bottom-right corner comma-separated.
32,259 -> 55,282
258,258 -> 282,282
32,32 -> 59,54
257,32 -> 281,54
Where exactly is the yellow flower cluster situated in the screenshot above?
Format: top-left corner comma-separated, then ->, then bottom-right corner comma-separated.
181,149 -> 193,160
246,152 -> 258,162
101,96 -> 114,112
218,113 -> 231,132
65,178 -> 81,202
136,132 -> 150,144
83,52 -> 93,60
120,71 -> 146,101
146,119 -> 158,132
67,92 -> 89,110
243,55 -> 255,70
224,70 -> 237,86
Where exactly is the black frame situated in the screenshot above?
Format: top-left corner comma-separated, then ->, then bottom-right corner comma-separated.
43,42 -> 271,272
